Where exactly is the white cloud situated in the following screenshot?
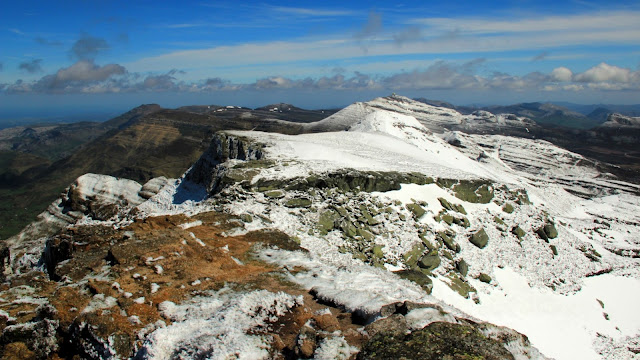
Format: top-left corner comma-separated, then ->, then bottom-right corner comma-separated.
551,67 -> 573,82
574,62 -> 632,83
409,11 -> 640,35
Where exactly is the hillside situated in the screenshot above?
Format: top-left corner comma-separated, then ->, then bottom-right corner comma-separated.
1,96 -> 639,359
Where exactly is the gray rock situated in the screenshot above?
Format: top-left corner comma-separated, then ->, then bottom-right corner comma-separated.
469,228 -> 489,249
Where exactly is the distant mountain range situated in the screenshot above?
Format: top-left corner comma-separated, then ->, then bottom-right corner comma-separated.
414,98 -> 640,130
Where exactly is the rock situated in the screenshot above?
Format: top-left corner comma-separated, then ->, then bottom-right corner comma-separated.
339,219 -> 358,238
372,246 -> 384,259
478,273 -> 492,283
456,259 -> 469,277
438,197 -> 467,214
469,228 -> 489,249
285,198 -> 312,208
365,314 -> 408,338
138,176 -> 170,199
406,203 -> 426,219
314,313 -> 340,332
544,223 -> 558,239
418,251 -> 441,271
317,209 -> 340,235
438,231 -> 460,253
403,243 -> 426,268
264,190 -> 285,199
502,203 -> 515,213
358,321 -> 515,360
394,269 -> 433,294
355,228 -> 373,241
295,325 -> 317,358
511,226 -> 525,239
239,214 -> 253,223
535,227 -> 548,242
550,245 -> 558,256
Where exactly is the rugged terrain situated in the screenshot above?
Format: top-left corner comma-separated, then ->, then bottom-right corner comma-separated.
1,95 -> 639,359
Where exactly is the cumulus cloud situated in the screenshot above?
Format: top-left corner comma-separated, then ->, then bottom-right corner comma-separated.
18,59 -> 43,73
71,35 -> 109,59
574,62 -> 631,83
3,59 -> 639,95
551,67 -> 573,82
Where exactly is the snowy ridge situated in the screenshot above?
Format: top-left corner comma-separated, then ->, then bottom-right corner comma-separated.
307,95 -> 535,133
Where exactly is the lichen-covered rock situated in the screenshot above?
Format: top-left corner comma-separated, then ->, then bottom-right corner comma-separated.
365,314 -> 408,338
469,228 -> 489,248
438,231 -> 460,253
544,223 -> 558,239
511,226 -> 526,239
394,269 -> 433,294
317,209 -> 340,235
403,243 -> 426,268
479,273 -> 492,283
406,203 -> 426,220
535,227 -> 549,242
357,321 -> 515,360
285,198 -> 312,208
502,203 -> 515,213
438,198 -> 467,215
418,251 -> 441,271
264,190 -> 285,199
457,259 -> 469,277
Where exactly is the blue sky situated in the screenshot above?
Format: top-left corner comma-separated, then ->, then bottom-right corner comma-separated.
1,0 -> 639,117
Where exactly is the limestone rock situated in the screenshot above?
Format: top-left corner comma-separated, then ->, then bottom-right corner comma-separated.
469,228 -> 489,248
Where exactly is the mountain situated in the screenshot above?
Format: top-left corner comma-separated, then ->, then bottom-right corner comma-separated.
1,95 -> 639,359
414,99 -> 607,129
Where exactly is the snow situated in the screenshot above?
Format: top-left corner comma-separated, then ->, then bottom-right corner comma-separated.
139,288 -> 302,359
431,267 -> 640,360
82,294 -> 118,314
313,336 -> 358,360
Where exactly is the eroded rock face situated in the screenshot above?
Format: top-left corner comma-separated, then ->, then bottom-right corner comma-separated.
184,133 -> 264,194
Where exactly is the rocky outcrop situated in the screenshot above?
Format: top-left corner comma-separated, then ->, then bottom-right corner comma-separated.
184,133 -> 264,194
600,113 -> 640,128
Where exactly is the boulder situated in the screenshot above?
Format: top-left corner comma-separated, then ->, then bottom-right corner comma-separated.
418,251 -> 441,271
469,228 -> 489,249
406,203 -> 426,220
544,223 -> 558,239
511,226 -> 525,239
394,269 -> 433,294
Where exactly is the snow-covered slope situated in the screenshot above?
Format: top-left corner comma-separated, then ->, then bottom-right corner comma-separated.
5,97 -> 640,359
600,113 -> 640,128
307,94 -> 536,133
